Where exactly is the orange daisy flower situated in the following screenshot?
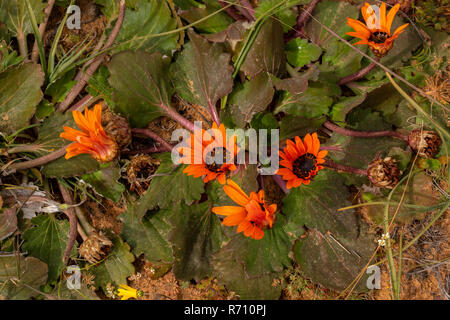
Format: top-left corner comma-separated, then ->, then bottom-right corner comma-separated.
276,133 -> 327,189
212,179 -> 277,240
60,104 -> 118,162
179,123 -> 239,184
346,2 -> 409,57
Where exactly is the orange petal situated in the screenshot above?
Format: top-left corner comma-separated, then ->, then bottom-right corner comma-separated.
386,4 -> 400,34
317,150 -> 328,159
379,2 -> 387,32
285,144 -> 298,160
212,206 -> 246,217
392,23 -> 409,38
251,227 -> 264,240
304,134 -> 313,153
223,180 -> 249,206
237,220 -> 252,234
346,18 -> 371,39
294,136 -> 306,154
280,159 -> 293,170
217,173 -> 226,185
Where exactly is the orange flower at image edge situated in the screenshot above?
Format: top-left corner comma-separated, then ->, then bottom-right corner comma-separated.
346,2 -> 409,57
60,104 -> 118,162
179,123 -> 239,184
212,180 -> 277,240
277,133 -> 327,189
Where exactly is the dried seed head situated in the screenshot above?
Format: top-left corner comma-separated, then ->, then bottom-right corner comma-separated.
126,154 -> 161,195
408,129 -> 442,158
367,157 -> 401,189
79,231 -> 113,264
101,107 -> 132,149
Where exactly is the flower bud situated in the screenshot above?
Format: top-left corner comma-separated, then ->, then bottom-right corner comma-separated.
408,129 -> 441,158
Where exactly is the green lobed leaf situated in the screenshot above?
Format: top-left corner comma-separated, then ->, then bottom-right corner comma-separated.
86,66 -> 115,108
213,247 -> 282,299
171,30 -> 233,113
180,0 -> 234,34
90,235 -> 135,289
121,205 -> 173,264
0,255 -> 48,300
304,0 -> 358,48
241,18 -> 286,79
283,170 -> 376,291
275,82 -> 334,118
82,162 -> 125,202
114,0 -> 179,55
22,214 -> 72,282
285,38 -> 322,68
128,153 -> 204,220
169,202 -> 222,281
0,63 -> 44,135
279,115 -> 326,141
108,50 -> 173,127
227,72 -> 274,128
0,0 -> 45,37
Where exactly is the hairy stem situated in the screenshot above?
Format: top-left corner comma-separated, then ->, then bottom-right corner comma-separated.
57,0 -> 126,112
323,120 -> 408,141
338,59 -> 379,85
323,159 -> 367,176
5,146 -> 67,173
68,94 -> 101,112
121,145 -> 168,156
159,103 -> 198,132
285,0 -> 320,40
16,31 -> 28,60
131,128 -> 173,151
57,181 -> 78,265
31,0 -> 55,63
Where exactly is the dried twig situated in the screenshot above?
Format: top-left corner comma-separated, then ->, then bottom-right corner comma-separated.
3,146 -> 67,174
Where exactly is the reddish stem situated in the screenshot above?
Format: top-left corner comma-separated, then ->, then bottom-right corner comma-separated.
285,0 -> 320,40
338,59 -> 379,85
121,146 -> 168,156
237,0 -> 255,21
323,121 -> 408,141
58,181 -> 78,265
159,103 -> 198,132
5,146 -> 67,173
68,94 -> 101,112
131,128 -> 173,151
323,160 -> 367,176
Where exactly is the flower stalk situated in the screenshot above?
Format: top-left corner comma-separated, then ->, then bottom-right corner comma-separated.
323,120 -> 408,141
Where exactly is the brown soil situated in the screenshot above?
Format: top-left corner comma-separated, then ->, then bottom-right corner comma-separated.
83,198 -> 126,235
374,210 -> 449,300
126,258 -> 233,300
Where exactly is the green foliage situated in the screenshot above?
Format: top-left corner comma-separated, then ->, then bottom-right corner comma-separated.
283,171 -> 376,291
0,63 -> 44,135
180,0 -> 234,33
285,38 -> 322,68
82,162 -> 125,202
171,30 -> 233,114
108,50 -> 172,127
169,202 -> 222,281
114,0 -> 179,55
0,255 -> 48,299
23,214 -> 73,282
121,206 -> 173,264
241,18 -> 287,78
227,72 -> 274,128
90,235 -> 135,289
0,0 -> 45,37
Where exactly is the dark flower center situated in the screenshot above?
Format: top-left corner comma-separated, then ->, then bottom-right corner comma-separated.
370,31 -> 389,44
293,153 -> 317,179
205,147 -> 231,172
